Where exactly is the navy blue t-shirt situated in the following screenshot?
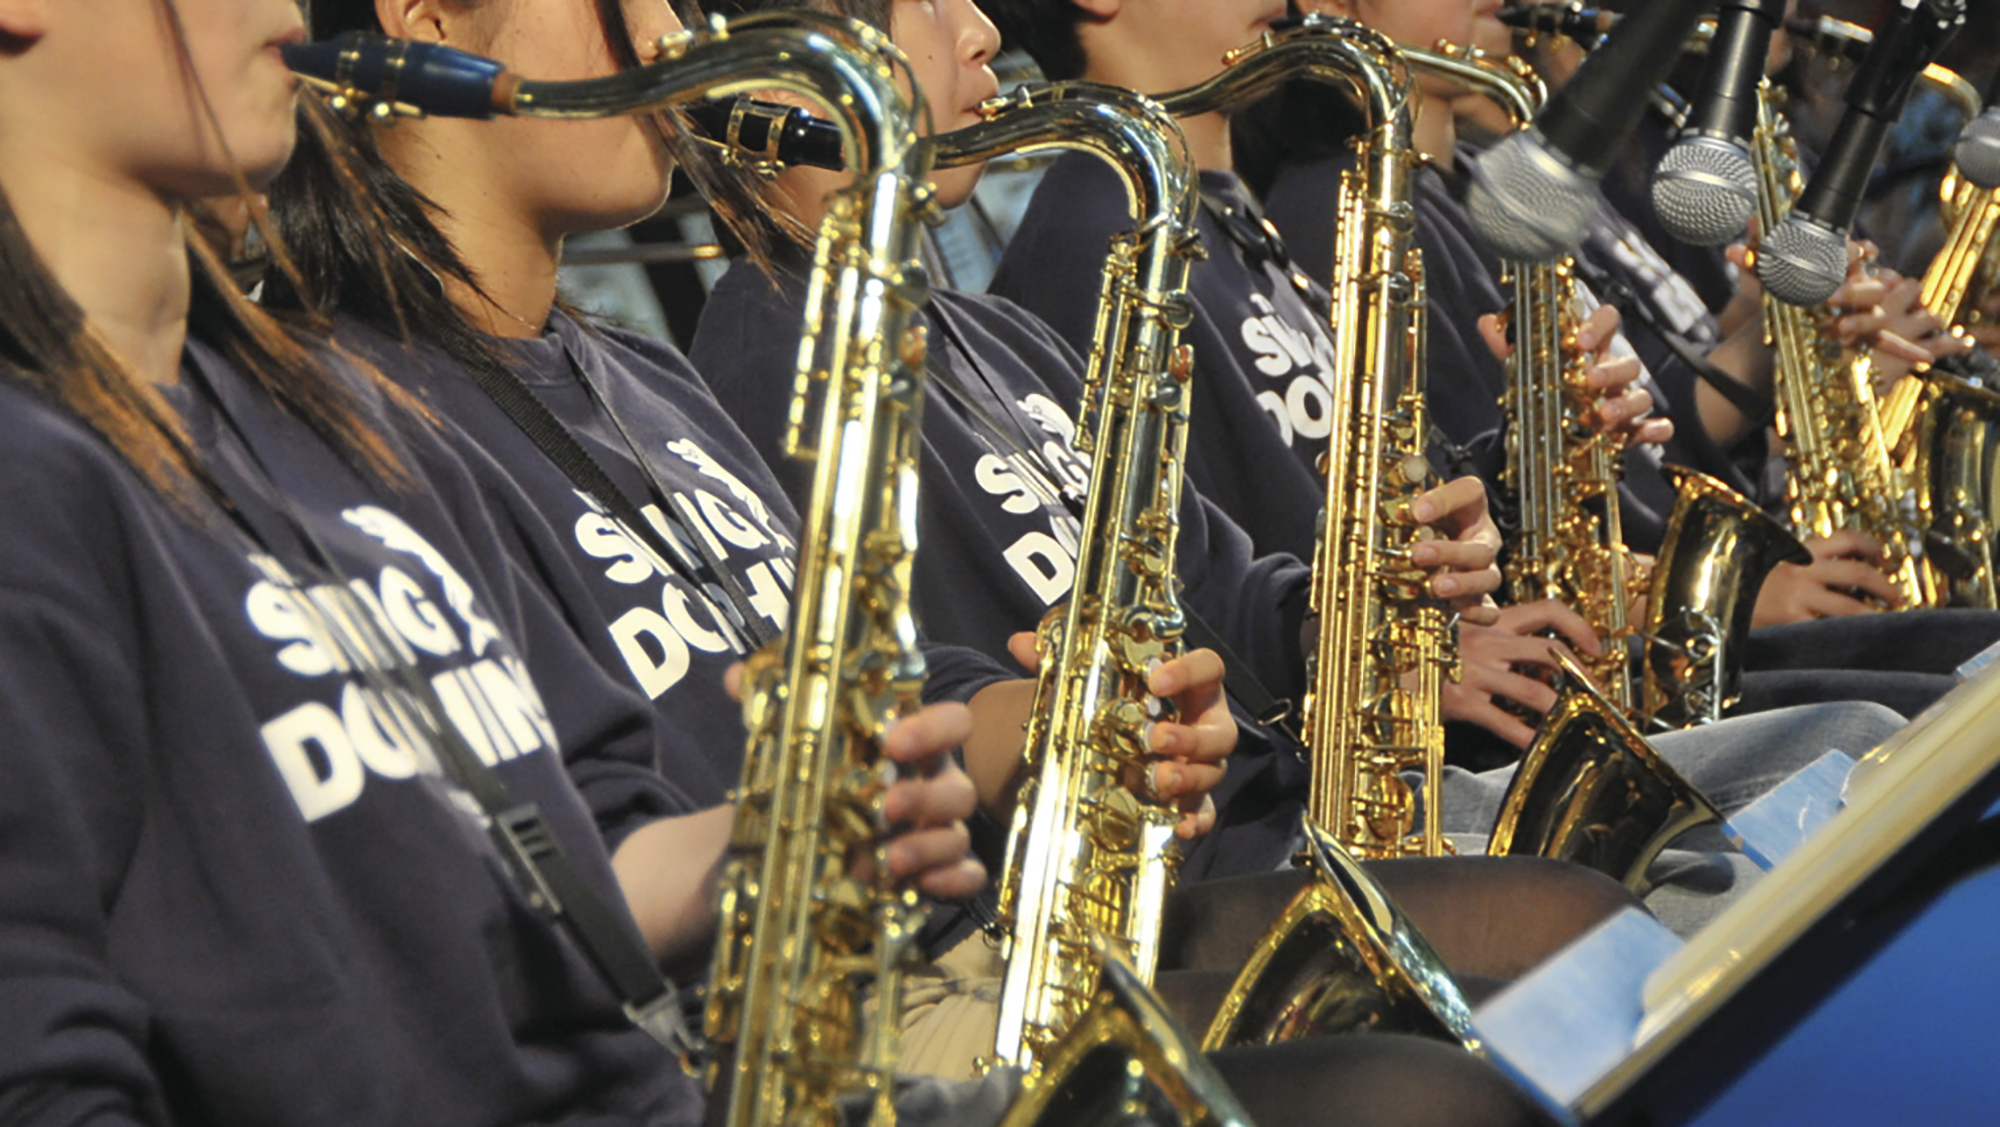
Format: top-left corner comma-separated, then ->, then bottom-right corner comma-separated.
340,312 -> 1013,830
692,263 -> 1314,881
0,341 -> 698,1125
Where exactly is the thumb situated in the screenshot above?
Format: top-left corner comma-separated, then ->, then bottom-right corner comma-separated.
1006,631 -> 1041,674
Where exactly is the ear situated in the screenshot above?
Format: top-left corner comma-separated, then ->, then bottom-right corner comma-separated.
376,0 -> 447,44
1069,0 -> 1122,20
0,0 -> 50,43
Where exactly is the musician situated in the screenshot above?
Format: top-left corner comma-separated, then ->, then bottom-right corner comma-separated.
263,0 -> 1572,1124
1234,0 -> 2000,722
0,0 -> 1000,1119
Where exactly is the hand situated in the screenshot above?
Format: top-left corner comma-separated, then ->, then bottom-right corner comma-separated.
1409,475 -> 1504,624
1830,265 -> 1968,382
1442,599 -> 1604,749
1479,304 -> 1673,449
1749,530 -> 1903,626
724,662 -> 985,899
1008,634 -> 1233,839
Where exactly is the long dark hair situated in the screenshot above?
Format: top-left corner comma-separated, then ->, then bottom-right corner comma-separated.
270,1 -> 766,364
0,0 -> 415,515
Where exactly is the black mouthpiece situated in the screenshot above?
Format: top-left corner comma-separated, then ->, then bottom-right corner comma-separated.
683,98 -> 846,171
281,33 -> 509,120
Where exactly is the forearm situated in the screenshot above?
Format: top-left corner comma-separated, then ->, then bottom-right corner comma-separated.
962,677 -> 1037,820
1694,318 -> 1776,448
610,804 -> 734,974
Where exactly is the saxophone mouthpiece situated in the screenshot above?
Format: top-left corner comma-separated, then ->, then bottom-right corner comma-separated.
282,33 -> 511,120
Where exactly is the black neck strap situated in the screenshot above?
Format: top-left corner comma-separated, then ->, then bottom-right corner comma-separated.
181,359 -> 704,1069
463,328 -> 781,651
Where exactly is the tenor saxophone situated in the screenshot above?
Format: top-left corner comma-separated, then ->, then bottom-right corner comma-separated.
924,84 -> 1222,1097
286,17 -> 938,1126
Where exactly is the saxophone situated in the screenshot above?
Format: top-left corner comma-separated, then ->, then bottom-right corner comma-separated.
1892,79 -> 2000,608
1753,81 -> 1934,609
925,84 -> 1215,1088
1163,15 -> 1454,860
1158,18 -> 1482,1054
286,17 -> 936,1126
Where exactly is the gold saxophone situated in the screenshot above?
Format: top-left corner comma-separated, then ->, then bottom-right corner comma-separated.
1752,81 -> 1934,608
1161,16 -> 1456,860
1156,18 -> 1482,1053
688,17 -> 943,1127
1888,85 -> 2000,608
924,87 -> 1248,1126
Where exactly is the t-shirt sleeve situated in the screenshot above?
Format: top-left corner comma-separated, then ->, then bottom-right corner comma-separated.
0,537 -> 161,1125
918,640 -> 1016,706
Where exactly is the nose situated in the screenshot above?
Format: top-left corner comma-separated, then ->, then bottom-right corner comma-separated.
958,0 -> 1002,70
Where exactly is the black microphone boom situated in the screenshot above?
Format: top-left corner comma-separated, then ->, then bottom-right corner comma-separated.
1467,0 -> 1719,262
1759,0 -> 1967,306
1652,0 -> 1785,246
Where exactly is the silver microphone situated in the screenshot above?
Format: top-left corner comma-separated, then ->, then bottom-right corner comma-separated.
1651,0 -> 1784,245
1954,111 -> 2000,191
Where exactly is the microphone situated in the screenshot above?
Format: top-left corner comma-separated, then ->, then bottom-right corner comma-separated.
1466,0 -> 1718,262
1952,67 -> 2000,191
282,32 -> 511,120
683,98 -> 845,171
1758,0 -> 1966,306
1652,0 -> 1785,246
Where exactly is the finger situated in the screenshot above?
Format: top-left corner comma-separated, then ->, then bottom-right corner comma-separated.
1415,536 -> 1499,574
1176,795 -> 1217,840
1499,599 -> 1604,655
1487,669 -> 1562,715
1631,417 -> 1675,447
1432,562 -> 1502,601
1872,330 -> 1934,365
1479,312 -> 1514,363
1801,585 -> 1879,619
1147,647 -> 1224,701
1881,276 -> 1923,316
1596,387 -> 1655,431
1809,529 -> 1886,562
883,768 -> 978,825
1153,758 -> 1228,801
1460,598 -> 1502,627
916,857 -> 988,901
1006,630 -> 1040,673
1584,354 -> 1643,393
1810,558 -> 1903,606
1576,303 -> 1621,354
880,702 -> 973,764
723,662 -> 746,703
1463,698 -> 1541,751
885,823 -> 972,880
1411,475 -> 1489,529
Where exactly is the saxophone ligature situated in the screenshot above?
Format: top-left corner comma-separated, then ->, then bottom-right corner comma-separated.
927,86 -> 1250,1126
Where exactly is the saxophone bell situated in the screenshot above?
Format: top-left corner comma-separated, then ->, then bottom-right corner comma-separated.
1489,650 -> 1723,894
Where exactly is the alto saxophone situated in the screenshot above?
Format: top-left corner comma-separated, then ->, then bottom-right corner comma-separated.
1753,81 -> 1933,608
287,17 -> 941,1126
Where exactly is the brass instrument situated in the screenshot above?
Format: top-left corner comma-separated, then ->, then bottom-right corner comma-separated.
688,18 -> 938,1127
1752,81 -> 1933,608
1157,17 -> 1481,1055
290,17 -> 940,1126
1640,467 -> 1810,729
1163,16 -> 1456,860
927,84 -> 1208,1081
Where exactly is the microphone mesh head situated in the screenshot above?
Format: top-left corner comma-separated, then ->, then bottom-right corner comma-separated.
1651,136 -> 1759,246
1465,131 -> 1601,263
1758,218 -> 1850,306
1955,111 -> 2000,191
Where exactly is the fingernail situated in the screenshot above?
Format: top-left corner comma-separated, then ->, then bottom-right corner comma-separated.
1434,576 -> 1458,596
1412,543 -> 1437,566
1412,500 -> 1438,523
1156,764 -> 1181,795
881,792 -> 904,823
